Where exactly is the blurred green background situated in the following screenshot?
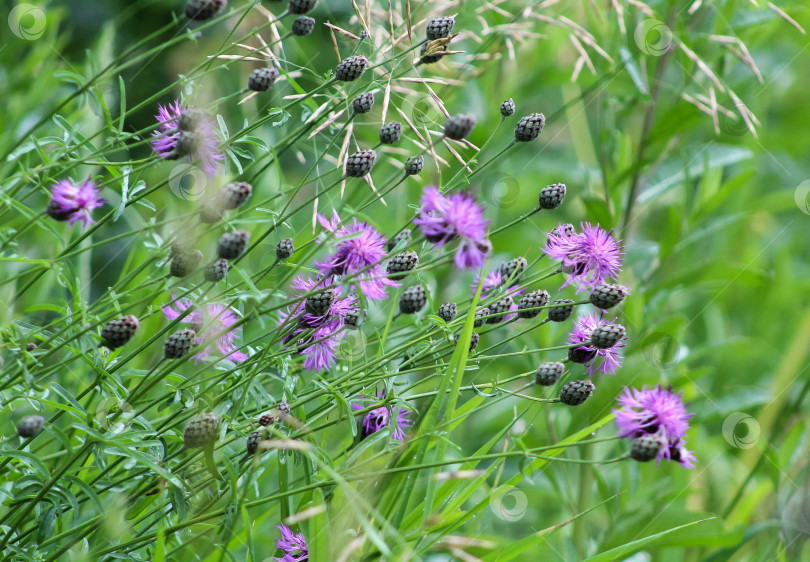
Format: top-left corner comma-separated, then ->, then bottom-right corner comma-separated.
2,0 -> 810,559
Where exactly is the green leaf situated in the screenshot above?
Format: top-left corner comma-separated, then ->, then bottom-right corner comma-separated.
583,518 -> 715,562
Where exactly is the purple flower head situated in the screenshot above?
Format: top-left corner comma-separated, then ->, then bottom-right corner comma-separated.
470,270 -> 502,297
351,391 -> 413,442
413,186 -> 491,269
274,524 -> 308,562
613,385 -> 696,468
151,99 -> 225,178
163,296 -> 247,364
47,179 -> 105,229
666,437 -> 697,469
567,311 -> 626,376
613,385 -> 693,440
278,276 -> 357,372
543,222 -> 623,293
316,211 -> 398,301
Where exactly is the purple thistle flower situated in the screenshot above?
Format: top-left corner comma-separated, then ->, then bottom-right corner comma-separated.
274,524 -> 308,562
46,179 -> 105,229
316,211 -> 398,301
613,385 -> 693,441
151,99 -> 225,178
163,296 -> 247,364
567,311 -> 626,375
413,186 -> 492,269
543,222 -> 623,293
613,385 -> 696,468
278,276 -> 356,372
470,270 -> 502,297
351,391 -> 412,442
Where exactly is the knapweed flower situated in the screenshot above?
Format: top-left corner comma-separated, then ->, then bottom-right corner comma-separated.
151,99 -> 225,178
315,211 -> 398,301
351,391 -> 412,442
278,276 -> 356,372
274,524 -> 308,562
614,385 -> 696,468
46,179 -> 105,229
566,312 -> 626,376
163,296 -> 247,364
543,222 -> 623,292
414,186 -> 491,269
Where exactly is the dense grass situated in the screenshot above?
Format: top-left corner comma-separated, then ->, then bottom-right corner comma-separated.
1,0 -> 809,560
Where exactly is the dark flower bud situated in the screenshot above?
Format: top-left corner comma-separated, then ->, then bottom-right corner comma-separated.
185,0 -> 227,21
630,434 -> 666,462
379,122 -> 403,145
568,346 -> 598,364
474,307 -> 489,328
177,108 -> 205,132
101,315 -> 140,349
456,332 -> 479,352
352,92 -> 375,114
170,130 -> 201,159
199,201 -> 225,224
171,250 -> 204,277
499,257 -> 527,285
248,67 -> 280,92
345,308 -> 367,329
183,412 -> 219,448
217,182 -> 252,210
426,16 -> 455,40
538,183 -> 566,210
487,296 -> 513,324
419,41 -> 447,64
335,55 -> 368,81
405,155 -> 424,175
500,98 -> 515,117
438,302 -> 457,322
399,285 -> 427,314
288,0 -> 317,15
305,289 -> 336,316
590,323 -> 626,349
559,380 -> 595,406
535,361 -> 564,386
291,16 -> 316,36
387,251 -> 419,280
164,328 -> 197,359
589,284 -> 629,310
16,415 -> 45,438
246,430 -> 263,455
345,149 -> 377,177
204,258 -> 229,282
217,230 -> 250,260
387,229 -> 411,251
548,299 -> 575,322
443,113 -> 475,140
517,290 -> 550,319
276,238 -> 295,260
514,113 -> 546,142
